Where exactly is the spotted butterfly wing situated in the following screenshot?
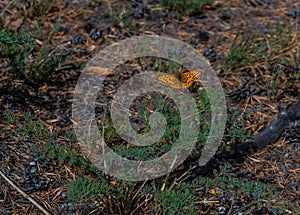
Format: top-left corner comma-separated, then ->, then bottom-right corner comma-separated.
180,71 -> 201,89
157,71 -> 201,89
157,73 -> 182,89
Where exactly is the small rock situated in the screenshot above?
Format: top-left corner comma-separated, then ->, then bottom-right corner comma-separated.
287,8 -> 300,19
29,161 -> 36,166
89,28 -> 102,40
196,29 -> 210,42
30,167 -> 37,174
72,33 -> 87,45
218,206 -> 227,214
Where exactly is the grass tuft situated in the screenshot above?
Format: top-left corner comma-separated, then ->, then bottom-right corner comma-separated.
0,23 -> 68,85
222,24 -> 299,73
160,0 -> 214,16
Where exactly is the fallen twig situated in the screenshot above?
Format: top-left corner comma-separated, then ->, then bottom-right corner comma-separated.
0,169 -> 51,215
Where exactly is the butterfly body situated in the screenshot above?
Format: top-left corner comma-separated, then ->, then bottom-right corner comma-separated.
157,71 -> 201,89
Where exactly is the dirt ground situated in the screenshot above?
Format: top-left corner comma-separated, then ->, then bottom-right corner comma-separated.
0,0 -> 299,214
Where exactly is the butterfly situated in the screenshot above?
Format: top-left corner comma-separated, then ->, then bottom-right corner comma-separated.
157,71 -> 201,89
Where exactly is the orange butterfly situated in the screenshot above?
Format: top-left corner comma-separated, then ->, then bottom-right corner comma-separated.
157,71 -> 201,89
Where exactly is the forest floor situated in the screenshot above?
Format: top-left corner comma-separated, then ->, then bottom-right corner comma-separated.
0,0 -> 299,214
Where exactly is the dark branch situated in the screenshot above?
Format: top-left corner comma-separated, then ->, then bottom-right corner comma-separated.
171,99 -> 300,182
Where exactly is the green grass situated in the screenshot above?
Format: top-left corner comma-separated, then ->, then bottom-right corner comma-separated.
0,31 -> 35,80
3,111 -> 100,176
222,32 -> 264,72
65,163 -> 286,214
160,0 -> 214,16
219,23 -> 300,144
4,110 -> 18,125
67,177 -> 113,203
97,56 -> 252,160
98,90 -> 209,161
98,108 -> 122,144
153,184 -> 197,215
223,108 -> 253,149
5,111 -> 287,214
22,0 -> 57,18
67,177 -> 197,215
23,115 -> 56,143
222,24 -> 298,73
68,179 -> 151,214
104,7 -> 137,31
0,24 -> 67,85
33,142 -> 99,173
98,95 -> 181,160
1,2 -> 297,214
14,112 -> 99,175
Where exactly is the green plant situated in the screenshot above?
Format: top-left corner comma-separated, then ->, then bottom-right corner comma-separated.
195,91 -> 211,139
4,111 -> 18,125
222,108 -> 253,150
24,112 -> 34,122
0,23 -> 67,85
107,7 -> 136,30
144,93 -> 182,145
98,109 -> 122,144
99,59 -> 213,161
198,164 -> 285,214
0,31 -> 35,78
269,66 -> 284,99
222,24 -> 297,73
28,22 -> 68,84
21,113 -> 96,174
103,181 -> 150,214
31,140 -> 100,174
68,179 -> 151,214
23,0 -> 57,18
23,117 -> 55,143
160,0 -> 214,16
114,144 -> 163,161
67,177 -> 113,203
222,32 -> 262,72
98,91 -> 186,161
153,184 -> 197,215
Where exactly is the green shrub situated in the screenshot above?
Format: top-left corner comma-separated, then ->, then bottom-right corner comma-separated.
153,184 -> 197,215
68,177 -> 112,203
0,26 -> 67,85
